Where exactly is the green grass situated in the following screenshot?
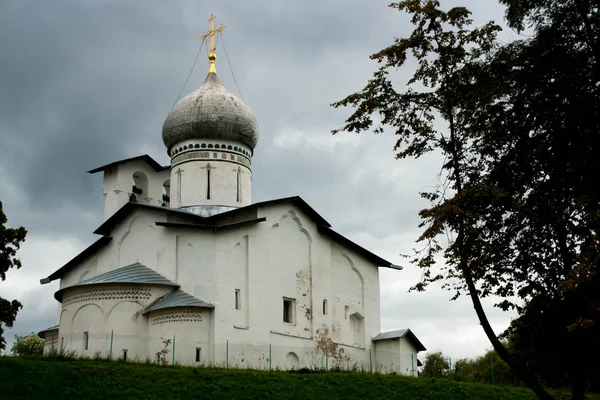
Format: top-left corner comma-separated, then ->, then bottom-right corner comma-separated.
0,356 -> 571,400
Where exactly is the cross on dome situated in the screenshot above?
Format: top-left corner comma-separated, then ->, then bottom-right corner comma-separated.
200,14 -> 225,73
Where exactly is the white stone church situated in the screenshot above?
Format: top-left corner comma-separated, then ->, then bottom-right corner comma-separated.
38,23 -> 425,373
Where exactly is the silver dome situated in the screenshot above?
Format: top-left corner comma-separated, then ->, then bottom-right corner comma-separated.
162,72 -> 259,150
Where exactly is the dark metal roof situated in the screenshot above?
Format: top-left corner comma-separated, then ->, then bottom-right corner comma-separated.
43,196 -> 397,285
155,217 -> 266,231
54,263 -> 178,302
318,225 -> 397,269
37,325 -> 59,339
41,236 -> 112,283
202,196 -> 332,228
144,289 -> 214,314
88,154 -> 169,174
93,202 -> 204,236
372,329 -> 426,352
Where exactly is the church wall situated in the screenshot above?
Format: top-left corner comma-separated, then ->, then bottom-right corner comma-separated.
147,307 -> 211,365
206,202 -> 383,369
171,229 -> 217,304
102,160 -> 170,220
57,283 -> 172,359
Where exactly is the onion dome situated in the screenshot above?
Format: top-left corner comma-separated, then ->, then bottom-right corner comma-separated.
162,72 -> 259,151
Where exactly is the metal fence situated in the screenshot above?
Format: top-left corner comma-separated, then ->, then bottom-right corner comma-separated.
16,331 -> 418,375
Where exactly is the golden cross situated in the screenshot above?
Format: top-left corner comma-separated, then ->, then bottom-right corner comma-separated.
200,14 -> 225,73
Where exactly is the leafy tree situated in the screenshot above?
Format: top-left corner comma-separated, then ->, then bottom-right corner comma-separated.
331,1 -> 556,398
11,333 -> 44,357
421,351 -> 450,378
468,1 -> 600,397
0,200 -> 27,351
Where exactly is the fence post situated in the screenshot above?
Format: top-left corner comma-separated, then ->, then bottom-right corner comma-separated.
172,335 -> 176,366
369,348 -> 373,373
326,347 -> 328,371
109,330 -> 114,360
269,343 -> 272,370
491,358 -> 495,384
226,340 -> 229,369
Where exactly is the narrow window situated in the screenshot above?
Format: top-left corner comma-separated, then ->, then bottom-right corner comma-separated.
283,298 -> 295,324
83,331 -> 89,350
345,305 -> 350,319
236,168 -> 241,202
235,289 -> 241,310
123,349 -> 128,361
156,353 -> 161,363
196,348 -> 201,362
323,300 -> 328,315
206,166 -> 211,199
60,337 -> 64,349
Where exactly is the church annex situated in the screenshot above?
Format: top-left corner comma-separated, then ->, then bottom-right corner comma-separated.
38,16 -> 425,373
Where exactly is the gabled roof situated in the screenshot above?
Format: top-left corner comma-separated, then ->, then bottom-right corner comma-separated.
88,154 -> 169,174
318,225 -> 397,269
42,196 -> 399,284
93,203 -> 204,235
41,236 -> 112,283
144,289 -> 214,314
53,263 -> 178,302
372,329 -> 426,352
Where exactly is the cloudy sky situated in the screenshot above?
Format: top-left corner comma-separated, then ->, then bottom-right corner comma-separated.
1,0 -> 521,359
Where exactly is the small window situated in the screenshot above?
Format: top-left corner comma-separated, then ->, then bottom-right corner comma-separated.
323,300 -> 328,315
60,337 -> 64,349
235,289 -> 241,310
83,331 -> 89,350
123,349 -> 128,361
283,298 -> 295,324
345,305 -> 350,319
196,348 -> 201,362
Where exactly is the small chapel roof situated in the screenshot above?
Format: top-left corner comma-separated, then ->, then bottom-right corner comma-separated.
53,263 -> 178,302
372,329 -> 427,351
87,154 -> 169,174
143,289 -> 214,314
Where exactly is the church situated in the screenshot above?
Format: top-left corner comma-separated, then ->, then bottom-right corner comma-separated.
37,16 -> 425,373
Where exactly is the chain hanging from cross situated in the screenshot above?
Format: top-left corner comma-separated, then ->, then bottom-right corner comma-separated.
200,15 -> 225,73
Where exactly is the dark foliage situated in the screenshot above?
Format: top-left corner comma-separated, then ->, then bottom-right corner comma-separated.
0,201 -> 27,351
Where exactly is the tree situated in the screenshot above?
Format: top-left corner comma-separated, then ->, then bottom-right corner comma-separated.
332,1 -> 555,398
0,200 -> 27,351
467,1 -> 600,397
421,351 -> 450,378
11,333 -> 44,357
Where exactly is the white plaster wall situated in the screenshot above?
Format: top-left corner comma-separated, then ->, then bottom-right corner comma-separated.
398,338 -> 419,376
102,160 -> 170,220
374,339 -> 400,373
53,201 -> 401,371
147,307 -> 211,365
57,283 -> 172,359
169,160 -> 251,210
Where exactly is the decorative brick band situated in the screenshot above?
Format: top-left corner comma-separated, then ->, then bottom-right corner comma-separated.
149,309 -> 203,325
62,287 -> 152,305
171,150 -> 251,169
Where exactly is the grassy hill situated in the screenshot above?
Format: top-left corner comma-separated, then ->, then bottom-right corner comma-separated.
0,356 -> 568,400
